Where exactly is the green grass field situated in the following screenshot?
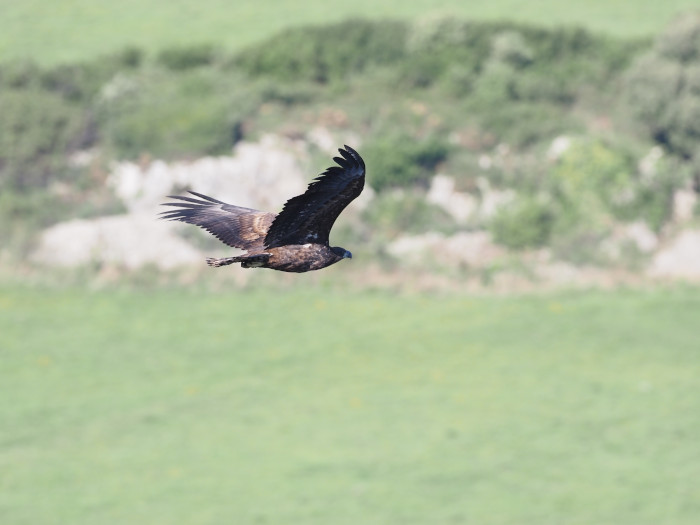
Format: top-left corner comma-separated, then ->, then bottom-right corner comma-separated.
2,285 -> 699,524
2,0 -> 699,64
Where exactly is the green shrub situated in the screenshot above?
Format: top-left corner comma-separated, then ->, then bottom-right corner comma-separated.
657,12 -> 700,63
406,18 -> 641,91
158,44 -> 218,70
473,101 -> 581,147
553,139 -> 634,208
0,60 -> 41,89
364,135 -> 449,191
628,157 -> 690,230
623,12 -> 700,185
0,89 -> 87,191
98,70 -> 257,158
490,196 -> 555,249
234,19 -> 406,83
363,191 -> 456,237
551,139 -> 678,232
39,48 -> 144,103
257,80 -> 318,105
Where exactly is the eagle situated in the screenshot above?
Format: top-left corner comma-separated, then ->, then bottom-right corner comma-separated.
160,145 -> 365,273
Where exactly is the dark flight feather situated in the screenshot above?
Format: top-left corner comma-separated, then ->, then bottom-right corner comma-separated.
263,145 -> 365,249
159,191 -> 274,250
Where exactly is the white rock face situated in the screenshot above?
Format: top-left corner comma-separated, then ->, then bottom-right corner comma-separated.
109,134 -> 308,213
427,175 -> 478,223
602,221 -> 659,259
306,126 -> 361,154
31,213 -> 202,269
547,135 -> 572,161
387,231 -> 505,267
623,221 -> 659,253
672,188 -> 698,224
307,126 -> 338,154
638,146 -> 664,182
649,230 -> 700,279
426,175 -> 513,224
478,155 -> 492,170
476,177 -> 515,221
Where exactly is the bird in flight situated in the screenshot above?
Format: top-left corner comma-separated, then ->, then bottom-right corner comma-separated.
160,145 -> 365,273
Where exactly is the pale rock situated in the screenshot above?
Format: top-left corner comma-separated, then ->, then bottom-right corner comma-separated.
109,134 -> 308,213
534,261 -> 581,284
427,175 -> 478,223
307,126 -> 337,153
476,177 -> 515,220
638,146 -> 664,183
601,222 -> 658,260
387,231 -> 505,268
31,214 -> 203,270
672,187 -> 698,224
649,230 -> 700,279
478,155 -> 492,170
68,149 -> 97,168
306,125 -> 360,152
443,231 -> 506,267
386,232 -> 444,265
99,73 -> 138,103
623,221 -> 659,253
547,135 -> 572,161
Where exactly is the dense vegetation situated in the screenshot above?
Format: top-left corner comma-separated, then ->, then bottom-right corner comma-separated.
2,15 -> 699,260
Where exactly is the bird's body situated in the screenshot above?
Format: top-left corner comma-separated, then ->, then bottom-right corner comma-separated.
160,145 -> 364,273
208,243 -> 347,273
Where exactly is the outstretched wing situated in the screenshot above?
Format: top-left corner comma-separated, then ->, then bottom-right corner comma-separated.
160,191 -> 275,250
264,145 -> 365,249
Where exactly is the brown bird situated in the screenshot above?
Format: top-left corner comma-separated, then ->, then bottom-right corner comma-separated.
160,145 -> 365,272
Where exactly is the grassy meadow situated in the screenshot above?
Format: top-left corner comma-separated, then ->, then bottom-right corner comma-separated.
2,285 -> 699,524
2,0 -> 699,64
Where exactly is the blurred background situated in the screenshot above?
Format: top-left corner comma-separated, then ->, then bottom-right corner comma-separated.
1,1 -> 699,523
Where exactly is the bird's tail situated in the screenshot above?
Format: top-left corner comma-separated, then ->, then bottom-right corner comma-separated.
206,256 -> 246,267
206,253 -> 271,268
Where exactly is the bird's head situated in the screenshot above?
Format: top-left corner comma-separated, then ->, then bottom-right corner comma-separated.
331,246 -> 352,260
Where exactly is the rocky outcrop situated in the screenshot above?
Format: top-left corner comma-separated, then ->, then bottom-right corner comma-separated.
426,175 -> 478,223
426,174 -> 514,224
109,134 -> 308,213
649,229 -> 700,280
387,231 -> 506,268
31,213 -> 202,270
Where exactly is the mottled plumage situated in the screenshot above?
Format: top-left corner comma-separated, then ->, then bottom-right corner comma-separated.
160,145 -> 365,273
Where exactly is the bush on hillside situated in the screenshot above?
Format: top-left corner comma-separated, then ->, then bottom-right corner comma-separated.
234,19 -> 407,83
0,60 -> 41,89
39,48 -> 144,103
98,70 -> 258,158
551,139 -> 679,232
158,44 -> 218,70
363,191 -> 456,237
624,12 -> 700,181
0,89 -> 88,191
474,101 -> 581,147
553,139 -> 635,211
490,196 -> 555,249
405,18 -> 641,91
363,134 -> 450,191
